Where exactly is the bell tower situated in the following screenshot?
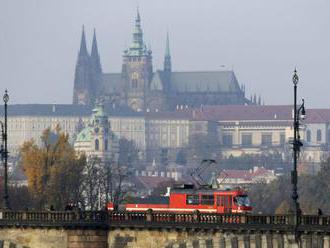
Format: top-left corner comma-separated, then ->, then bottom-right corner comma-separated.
122,9 -> 153,111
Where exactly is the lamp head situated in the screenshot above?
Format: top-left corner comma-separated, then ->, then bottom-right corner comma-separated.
3,90 -> 9,103
293,69 -> 299,86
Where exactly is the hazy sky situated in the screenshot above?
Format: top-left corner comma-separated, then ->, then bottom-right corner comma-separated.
0,0 -> 329,108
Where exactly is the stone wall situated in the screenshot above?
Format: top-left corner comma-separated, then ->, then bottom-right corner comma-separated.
0,227 -> 328,247
108,228 -> 330,248
0,229 -> 66,248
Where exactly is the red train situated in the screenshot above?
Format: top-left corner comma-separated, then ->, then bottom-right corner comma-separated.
108,184 -> 252,214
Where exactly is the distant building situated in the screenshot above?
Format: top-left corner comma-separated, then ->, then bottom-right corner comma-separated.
218,167 -> 277,188
74,103 -> 119,162
72,9 -> 249,111
3,104 -> 330,174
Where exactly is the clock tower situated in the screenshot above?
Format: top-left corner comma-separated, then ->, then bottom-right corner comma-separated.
122,9 -> 153,111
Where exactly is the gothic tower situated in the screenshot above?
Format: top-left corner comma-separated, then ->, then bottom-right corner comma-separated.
73,26 -> 92,105
90,29 -> 103,104
163,32 -> 172,92
122,9 -> 153,111
73,27 -> 102,106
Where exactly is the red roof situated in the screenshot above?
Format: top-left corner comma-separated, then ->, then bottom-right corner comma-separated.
191,105 -> 330,124
219,170 -> 252,180
133,176 -> 174,190
192,105 -> 294,121
219,167 -> 273,181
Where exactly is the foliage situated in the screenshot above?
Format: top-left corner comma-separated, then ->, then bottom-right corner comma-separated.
20,127 -> 86,210
175,149 -> 187,165
249,158 -> 330,214
118,138 -> 139,168
222,152 -> 288,170
188,133 -> 221,162
80,156 -> 129,210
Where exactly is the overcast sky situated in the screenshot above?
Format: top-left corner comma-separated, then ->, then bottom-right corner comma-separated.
0,0 -> 329,108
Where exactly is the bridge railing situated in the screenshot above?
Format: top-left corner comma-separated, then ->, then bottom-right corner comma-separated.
0,211 -> 107,226
107,211 -> 291,226
0,211 -> 329,228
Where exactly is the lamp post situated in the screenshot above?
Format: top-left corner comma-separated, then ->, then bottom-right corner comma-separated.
292,69 -> 305,225
0,90 -> 10,209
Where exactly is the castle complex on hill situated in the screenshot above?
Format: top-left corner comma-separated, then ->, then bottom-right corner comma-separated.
72,9 -> 249,111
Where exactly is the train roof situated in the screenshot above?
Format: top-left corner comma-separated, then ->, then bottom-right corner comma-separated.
127,196 -> 169,205
170,184 -> 246,195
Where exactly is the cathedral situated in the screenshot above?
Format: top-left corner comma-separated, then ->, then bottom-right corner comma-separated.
73,9 -> 249,111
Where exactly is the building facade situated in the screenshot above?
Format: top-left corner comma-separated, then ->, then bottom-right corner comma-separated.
72,9 -> 249,111
74,103 -> 119,162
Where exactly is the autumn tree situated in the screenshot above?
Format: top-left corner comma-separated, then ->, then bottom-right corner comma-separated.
20,127 -> 86,210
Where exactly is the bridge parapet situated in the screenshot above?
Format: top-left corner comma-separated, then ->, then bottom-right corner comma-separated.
0,211 -> 329,247
0,210 -> 329,232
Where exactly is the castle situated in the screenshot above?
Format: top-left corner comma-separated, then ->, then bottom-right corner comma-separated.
72,9 -> 249,111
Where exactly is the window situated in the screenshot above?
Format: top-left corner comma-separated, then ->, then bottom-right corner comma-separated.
132,79 -> 138,88
95,139 -> 99,151
280,133 -> 285,145
222,134 -> 233,146
201,195 -> 214,205
241,134 -> 252,146
317,129 -> 322,142
306,130 -> 311,142
261,134 -> 272,146
105,139 -> 108,151
186,195 -> 199,205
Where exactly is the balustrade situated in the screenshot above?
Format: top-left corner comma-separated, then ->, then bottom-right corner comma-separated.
0,211 -> 328,230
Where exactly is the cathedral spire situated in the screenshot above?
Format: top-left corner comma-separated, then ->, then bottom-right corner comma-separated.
73,25 -> 92,105
164,32 -> 172,72
91,28 -> 102,73
91,28 -> 99,58
79,25 -> 88,57
126,7 -> 146,56
165,31 -> 170,57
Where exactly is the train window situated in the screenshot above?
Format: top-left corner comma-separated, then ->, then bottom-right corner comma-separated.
228,196 -> 232,208
186,195 -> 199,205
201,195 -> 214,205
217,196 -> 225,207
222,195 -> 228,208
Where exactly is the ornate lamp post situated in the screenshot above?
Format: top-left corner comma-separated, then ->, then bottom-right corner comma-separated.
292,69 -> 305,225
0,90 -> 10,209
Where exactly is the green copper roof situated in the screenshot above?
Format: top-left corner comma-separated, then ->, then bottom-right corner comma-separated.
124,8 -> 151,57
76,126 -> 93,142
92,103 -> 106,117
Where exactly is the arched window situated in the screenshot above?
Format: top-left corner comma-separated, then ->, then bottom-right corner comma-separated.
95,139 -> 99,151
306,130 -> 311,142
105,139 -> 108,151
317,129 -> 322,142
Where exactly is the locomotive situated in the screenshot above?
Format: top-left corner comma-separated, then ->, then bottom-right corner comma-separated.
107,184 -> 252,213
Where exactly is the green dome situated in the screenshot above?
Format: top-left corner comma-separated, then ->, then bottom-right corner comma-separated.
76,127 -> 94,142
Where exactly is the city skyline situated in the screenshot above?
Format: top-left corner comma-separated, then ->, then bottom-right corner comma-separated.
0,0 -> 329,107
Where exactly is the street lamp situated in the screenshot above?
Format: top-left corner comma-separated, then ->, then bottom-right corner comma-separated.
292,69 -> 305,224
0,90 -> 10,209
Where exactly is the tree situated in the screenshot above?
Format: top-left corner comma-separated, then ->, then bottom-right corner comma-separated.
188,133 -> 221,163
118,138 -> 139,168
176,149 -> 187,165
80,156 -> 103,210
20,127 -> 86,209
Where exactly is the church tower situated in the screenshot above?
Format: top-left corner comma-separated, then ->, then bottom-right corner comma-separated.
122,9 -> 153,111
73,26 -> 92,105
90,29 -> 103,104
163,32 -> 172,92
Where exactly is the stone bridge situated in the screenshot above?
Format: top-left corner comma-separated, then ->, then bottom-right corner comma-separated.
0,211 -> 328,247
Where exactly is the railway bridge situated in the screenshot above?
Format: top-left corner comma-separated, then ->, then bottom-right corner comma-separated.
0,210 -> 328,248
